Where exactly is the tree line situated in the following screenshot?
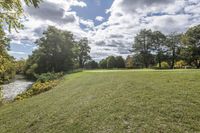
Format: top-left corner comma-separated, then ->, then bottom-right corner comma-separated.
131,25 -> 200,69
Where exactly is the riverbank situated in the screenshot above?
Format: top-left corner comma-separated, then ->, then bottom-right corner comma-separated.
1,75 -> 33,101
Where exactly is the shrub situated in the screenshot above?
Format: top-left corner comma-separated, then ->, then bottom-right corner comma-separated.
15,80 -> 59,100
175,60 -> 187,69
157,61 -> 169,69
36,72 -> 63,83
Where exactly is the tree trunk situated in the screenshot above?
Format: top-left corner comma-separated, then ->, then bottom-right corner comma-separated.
196,59 -> 200,69
159,61 -> 161,69
170,49 -> 175,69
79,58 -> 83,68
158,53 -> 161,69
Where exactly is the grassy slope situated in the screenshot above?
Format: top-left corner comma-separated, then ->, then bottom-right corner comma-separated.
0,70 -> 200,133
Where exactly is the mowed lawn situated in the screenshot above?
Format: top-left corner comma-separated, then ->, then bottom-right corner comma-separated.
0,70 -> 200,133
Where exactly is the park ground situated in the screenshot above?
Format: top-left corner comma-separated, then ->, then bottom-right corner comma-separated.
0,69 -> 200,133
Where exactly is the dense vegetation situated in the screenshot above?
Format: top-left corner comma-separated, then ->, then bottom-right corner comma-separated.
97,25 -> 200,69
1,70 -> 200,133
24,26 -> 91,78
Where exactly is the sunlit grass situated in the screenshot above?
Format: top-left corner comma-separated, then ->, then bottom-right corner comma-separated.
0,70 -> 200,133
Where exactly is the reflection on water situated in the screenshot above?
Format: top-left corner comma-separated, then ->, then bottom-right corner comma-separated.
1,76 -> 33,101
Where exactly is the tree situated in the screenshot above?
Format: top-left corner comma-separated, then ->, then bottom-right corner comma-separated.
166,33 -> 182,69
84,60 -> 98,69
115,56 -> 125,68
182,24 -> 200,68
0,0 -> 41,31
0,23 -> 16,83
74,38 -> 91,68
0,0 -> 41,81
25,26 -> 75,76
125,55 -> 134,69
99,59 -> 107,69
152,31 -> 167,68
107,56 -> 117,69
15,59 -> 26,74
133,29 -> 153,68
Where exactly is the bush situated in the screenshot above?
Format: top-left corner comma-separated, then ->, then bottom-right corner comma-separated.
15,80 -> 59,101
175,60 -> 187,69
157,61 -> 169,69
36,72 -> 63,83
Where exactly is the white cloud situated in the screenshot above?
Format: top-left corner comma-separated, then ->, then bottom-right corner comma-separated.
95,16 -> 104,21
9,0 -> 200,61
80,19 -> 94,28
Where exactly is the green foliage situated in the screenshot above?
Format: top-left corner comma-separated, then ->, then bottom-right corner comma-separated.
166,33 -> 182,69
84,60 -> 98,69
0,55 -> 16,84
0,0 -> 41,31
152,31 -> 167,68
15,60 -> 26,74
24,26 -> 76,77
36,72 -> 63,83
156,61 -> 169,69
107,56 -> 117,69
182,24 -> 200,68
74,38 -> 91,68
115,56 -> 125,68
99,59 -> 107,69
133,29 -> 154,68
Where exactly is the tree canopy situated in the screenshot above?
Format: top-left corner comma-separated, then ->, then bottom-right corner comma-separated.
0,0 -> 41,30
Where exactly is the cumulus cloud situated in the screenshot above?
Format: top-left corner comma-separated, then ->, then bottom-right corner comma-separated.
95,16 -> 104,21
9,0 -> 200,60
87,0 -> 200,60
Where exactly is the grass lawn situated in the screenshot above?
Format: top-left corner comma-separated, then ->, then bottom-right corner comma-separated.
0,70 -> 200,133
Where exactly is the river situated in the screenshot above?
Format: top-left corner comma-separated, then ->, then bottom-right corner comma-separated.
1,75 -> 33,101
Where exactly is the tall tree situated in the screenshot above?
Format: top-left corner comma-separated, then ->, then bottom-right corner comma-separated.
152,31 -> 167,68
25,26 -> 75,75
99,59 -> 107,69
107,56 -> 117,69
115,56 -> 125,68
0,23 -> 15,83
182,24 -> 200,68
166,33 -> 182,69
125,55 -> 134,69
74,38 -> 91,68
133,29 -> 153,68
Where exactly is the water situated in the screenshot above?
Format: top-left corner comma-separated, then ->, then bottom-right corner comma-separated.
1,75 -> 33,101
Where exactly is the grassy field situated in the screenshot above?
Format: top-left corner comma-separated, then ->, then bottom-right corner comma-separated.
0,70 -> 200,133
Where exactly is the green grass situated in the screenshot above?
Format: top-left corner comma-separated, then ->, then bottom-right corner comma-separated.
1,70 -> 200,133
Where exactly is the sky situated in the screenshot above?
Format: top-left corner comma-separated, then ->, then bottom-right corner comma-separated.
8,0 -> 200,61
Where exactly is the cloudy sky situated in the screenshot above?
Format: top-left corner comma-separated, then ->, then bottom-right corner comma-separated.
8,0 -> 200,61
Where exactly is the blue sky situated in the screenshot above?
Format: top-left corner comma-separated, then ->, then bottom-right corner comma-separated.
8,0 -> 200,61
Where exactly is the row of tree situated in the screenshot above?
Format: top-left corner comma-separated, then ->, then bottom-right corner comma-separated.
131,24 -> 200,69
